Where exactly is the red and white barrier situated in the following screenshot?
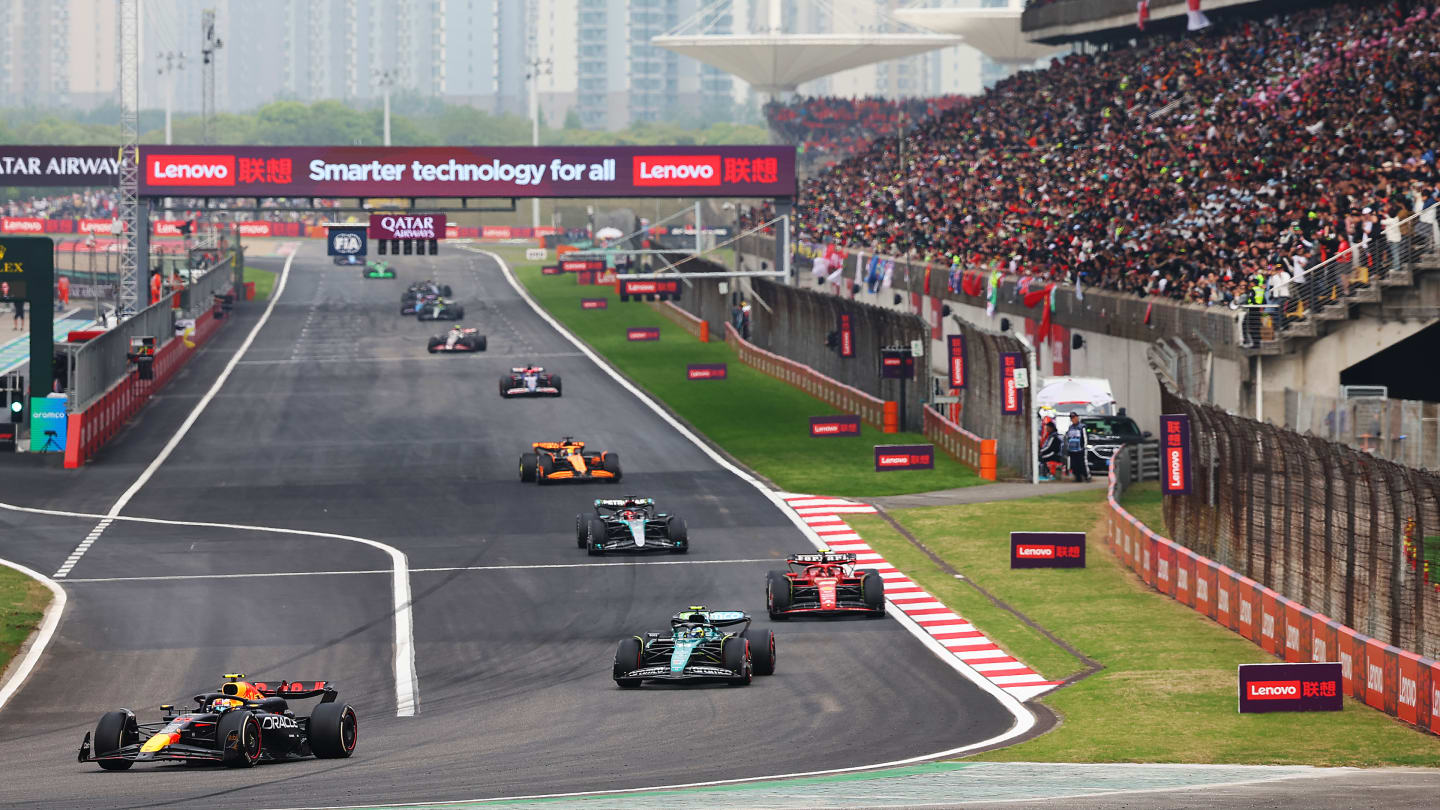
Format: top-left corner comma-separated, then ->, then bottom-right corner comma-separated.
923,405 -> 997,481
725,322 -> 888,431
63,310 -> 227,468
1104,465 -> 1440,734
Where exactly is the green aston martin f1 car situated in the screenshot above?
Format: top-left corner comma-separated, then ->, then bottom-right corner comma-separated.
613,607 -> 775,688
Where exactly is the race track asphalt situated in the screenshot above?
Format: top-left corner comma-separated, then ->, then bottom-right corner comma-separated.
0,249 -> 1017,809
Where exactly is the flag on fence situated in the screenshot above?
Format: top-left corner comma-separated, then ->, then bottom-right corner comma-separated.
986,269 -> 1001,317
1137,0 -> 1150,30
881,259 -> 895,290
1075,275 -> 1085,301
1187,0 -> 1211,31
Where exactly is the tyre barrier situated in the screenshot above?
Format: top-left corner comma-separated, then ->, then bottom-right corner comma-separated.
1104,464 -> 1440,734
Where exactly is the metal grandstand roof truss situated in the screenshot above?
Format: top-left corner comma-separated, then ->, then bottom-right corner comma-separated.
653,0 -> 960,95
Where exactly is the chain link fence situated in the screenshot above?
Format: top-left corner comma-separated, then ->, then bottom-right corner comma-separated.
1284,390 -> 1440,472
1152,345 -> 1440,658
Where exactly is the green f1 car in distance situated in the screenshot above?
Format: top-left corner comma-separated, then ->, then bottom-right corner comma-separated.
613,607 -> 775,688
363,261 -> 396,279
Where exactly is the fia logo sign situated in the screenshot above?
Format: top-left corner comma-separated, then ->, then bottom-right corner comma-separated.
333,232 -> 362,253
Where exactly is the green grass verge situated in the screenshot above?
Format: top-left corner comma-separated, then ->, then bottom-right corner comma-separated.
0,566 -> 50,676
494,246 -> 986,497
1118,480 -> 1166,535
859,493 -> 1440,766
243,266 -> 277,300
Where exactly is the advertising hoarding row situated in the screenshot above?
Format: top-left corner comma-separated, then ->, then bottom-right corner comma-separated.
0,145 -> 797,198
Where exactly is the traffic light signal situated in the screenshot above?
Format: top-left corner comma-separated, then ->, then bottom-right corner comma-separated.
4,375 -> 24,424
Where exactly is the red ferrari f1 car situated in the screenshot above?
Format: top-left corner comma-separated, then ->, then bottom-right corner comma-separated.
766,551 -> 885,619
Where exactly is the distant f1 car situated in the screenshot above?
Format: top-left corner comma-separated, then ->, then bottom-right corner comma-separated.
78,674 -> 357,769
362,261 -> 396,279
416,297 -> 465,320
519,438 -> 620,484
427,326 -> 487,353
577,496 -> 687,555
500,365 -> 562,398
401,281 -> 453,314
767,550 -> 885,619
613,607 -> 774,688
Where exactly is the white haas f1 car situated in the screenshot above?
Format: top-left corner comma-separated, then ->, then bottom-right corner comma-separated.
427,325 -> 487,354
499,365 -> 562,398
576,497 -> 687,555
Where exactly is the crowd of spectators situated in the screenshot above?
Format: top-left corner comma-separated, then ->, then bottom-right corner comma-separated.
765,95 -> 971,172
2,190 -> 118,219
789,0 -> 1440,316
1,190 -> 331,225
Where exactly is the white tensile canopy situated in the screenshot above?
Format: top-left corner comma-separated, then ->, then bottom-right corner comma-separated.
651,33 -> 962,95
891,7 -> 1061,66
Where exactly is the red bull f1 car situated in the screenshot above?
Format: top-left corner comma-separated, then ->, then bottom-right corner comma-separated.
613,607 -> 775,688
500,365 -> 562,397
519,438 -> 621,484
428,326 -> 487,353
78,674 -> 358,769
576,496 -> 687,555
767,551 -> 886,619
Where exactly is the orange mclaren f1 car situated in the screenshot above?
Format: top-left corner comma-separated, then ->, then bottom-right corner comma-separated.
519,438 -> 622,484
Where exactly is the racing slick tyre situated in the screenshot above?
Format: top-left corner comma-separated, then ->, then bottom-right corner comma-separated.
519,453 -> 538,482
309,702 -> 359,759
537,454 -> 556,484
427,338 -> 441,354
766,570 -> 792,619
742,628 -> 776,676
92,710 -> 139,770
550,375 -> 562,396
859,568 -> 886,616
475,335 -> 487,351
666,515 -> 688,553
499,379 -> 511,398
614,638 -> 643,688
453,306 -> 466,319
442,284 -> 453,297
218,711 -> 263,768
586,517 -> 608,556
602,452 -> 622,483
575,513 -> 588,547
723,637 -> 752,686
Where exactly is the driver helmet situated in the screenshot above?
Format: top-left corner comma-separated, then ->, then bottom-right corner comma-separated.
209,697 -> 242,714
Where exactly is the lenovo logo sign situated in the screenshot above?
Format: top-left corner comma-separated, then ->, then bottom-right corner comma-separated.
1015,545 -> 1055,558
633,155 -> 721,187
148,154 -> 236,186
1247,680 -> 1300,700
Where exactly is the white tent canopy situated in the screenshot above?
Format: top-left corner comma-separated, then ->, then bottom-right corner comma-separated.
891,8 -> 1061,66
651,33 -> 961,95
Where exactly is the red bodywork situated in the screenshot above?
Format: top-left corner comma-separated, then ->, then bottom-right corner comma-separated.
769,552 -> 883,617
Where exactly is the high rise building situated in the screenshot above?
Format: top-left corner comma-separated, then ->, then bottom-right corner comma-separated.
0,0 -> 96,110
574,0 -> 733,130
0,1 -> 731,130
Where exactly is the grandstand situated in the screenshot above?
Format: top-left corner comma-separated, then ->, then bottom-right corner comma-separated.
773,0 -> 1439,322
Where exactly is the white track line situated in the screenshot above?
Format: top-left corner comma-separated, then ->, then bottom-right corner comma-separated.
0,503 -> 419,717
481,249 -> 1036,762
0,557 -> 66,713
61,557 -> 783,584
7,247 -> 420,718
55,250 -> 301,577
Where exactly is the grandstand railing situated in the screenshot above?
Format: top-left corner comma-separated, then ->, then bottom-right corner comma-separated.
1268,203 -> 1439,341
